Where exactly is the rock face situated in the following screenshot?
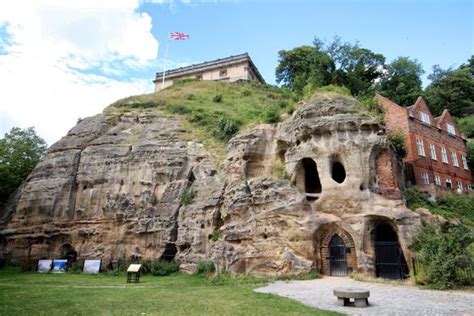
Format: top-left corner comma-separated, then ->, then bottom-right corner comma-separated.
0,94 -> 421,277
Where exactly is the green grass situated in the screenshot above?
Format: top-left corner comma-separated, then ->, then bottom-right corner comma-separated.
0,268 -> 338,316
107,80 -> 295,166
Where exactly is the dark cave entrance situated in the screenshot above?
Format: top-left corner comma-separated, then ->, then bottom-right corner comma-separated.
297,158 -> 322,201
331,160 -> 346,184
373,223 -> 409,280
160,243 -> 177,262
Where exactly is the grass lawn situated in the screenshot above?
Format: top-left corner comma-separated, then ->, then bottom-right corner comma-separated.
0,268 -> 339,316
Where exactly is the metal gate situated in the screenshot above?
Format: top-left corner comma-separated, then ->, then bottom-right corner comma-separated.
329,235 -> 347,276
375,241 -> 408,280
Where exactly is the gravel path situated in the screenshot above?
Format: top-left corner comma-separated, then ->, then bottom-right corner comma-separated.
255,276 -> 474,315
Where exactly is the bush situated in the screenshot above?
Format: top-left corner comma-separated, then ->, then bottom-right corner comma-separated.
467,140 -> 474,165
241,89 -> 252,97
180,187 -> 194,205
263,105 -> 280,124
411,222 -> 473,288
388,132 -> 407,158
147,259 -> 180,276
212,94 -> 223,103
195,260 -> 215,275
166,104 -> 189,114
403,187 -> 474,226
209,230 -> 221,242
216,117 -> 241,141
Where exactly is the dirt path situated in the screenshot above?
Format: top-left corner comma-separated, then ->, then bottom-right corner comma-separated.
255,276 -> 474,315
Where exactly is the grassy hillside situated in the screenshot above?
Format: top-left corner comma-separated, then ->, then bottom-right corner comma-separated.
107,80 -> 295,165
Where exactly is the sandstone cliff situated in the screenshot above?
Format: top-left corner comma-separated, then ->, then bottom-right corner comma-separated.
0,85 -> 421,276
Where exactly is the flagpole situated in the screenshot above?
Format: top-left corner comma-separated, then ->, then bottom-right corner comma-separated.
161,38 -> 170,90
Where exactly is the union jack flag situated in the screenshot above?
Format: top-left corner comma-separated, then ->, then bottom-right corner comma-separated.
170,32 -> 189,40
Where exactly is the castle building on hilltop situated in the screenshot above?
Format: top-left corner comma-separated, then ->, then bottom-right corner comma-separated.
377,94 -> 473,197
153,53 -> 265,92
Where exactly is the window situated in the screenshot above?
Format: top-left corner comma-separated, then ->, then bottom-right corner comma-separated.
434,175 -> 441,186
456,181 -> 463,191
462,154 -> 469,170
420,112 -> 431,125
219,69 -> 227,77
447,123 -> 456,136
416,139 -> 425,156
468,184 -> 473,191
421,172 -> 430,185
441,147 -> 448,164
445,178 -> 452,188
429,144 -> 437,160
451,151 -> 459,167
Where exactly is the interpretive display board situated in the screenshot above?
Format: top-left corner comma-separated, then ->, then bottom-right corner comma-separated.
37,259 -> 52,273
51,259 -> 68,273
83,260 -> 101,273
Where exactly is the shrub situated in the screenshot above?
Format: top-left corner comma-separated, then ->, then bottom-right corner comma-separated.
195,260 -> 215,275
209,230 -> 221,242
70,261 -> 84,274
216,117 -> 240,141
180,187 -> 194,205
388,132 -> 407,158
186,93 -> 196,100
147,259 -> 180,276
212,94 -> 223,103
263,105 -> 280,123
411,222 -> 473,288
166,104 -> 189,114
241,89 -> 252,97
467,140 -> 474,165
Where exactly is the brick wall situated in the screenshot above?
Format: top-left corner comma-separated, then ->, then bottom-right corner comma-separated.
377,94 -> 473,195
374,149 -> 402,199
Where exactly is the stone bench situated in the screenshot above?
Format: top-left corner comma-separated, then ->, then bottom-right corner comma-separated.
333,287 -> 370,308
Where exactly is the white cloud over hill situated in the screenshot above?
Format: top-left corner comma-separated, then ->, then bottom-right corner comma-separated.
0,0 -> 159,144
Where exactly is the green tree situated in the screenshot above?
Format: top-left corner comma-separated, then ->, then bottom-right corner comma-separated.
0,127 -> 47,205
275,36 -> 386,97
275,45 -> 333,94
325,36 -> 386,96
378,57 -> 424,106
424,56 -> 474,117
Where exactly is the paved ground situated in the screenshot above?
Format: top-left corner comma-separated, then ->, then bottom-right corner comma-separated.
255,276 -> 474,315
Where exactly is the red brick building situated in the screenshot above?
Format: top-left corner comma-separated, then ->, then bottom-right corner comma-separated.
376,94 -> 473,196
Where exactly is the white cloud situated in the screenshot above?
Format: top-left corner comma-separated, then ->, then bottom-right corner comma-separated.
0,0 -> 159,145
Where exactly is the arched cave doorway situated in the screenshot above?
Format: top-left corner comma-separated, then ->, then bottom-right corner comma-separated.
374,223 -> 409,280
295,158 -> 322,201
328,235 -> 347,276
315,224 -> 356,276
60,244 -> 77,263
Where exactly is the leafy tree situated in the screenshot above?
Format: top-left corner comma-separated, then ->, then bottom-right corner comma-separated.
276,36 -> 386,97
325,36 -> 385,96
275,45 -> 333,94
424,56 -> 474,117
455,115 -> 474,138
378,57 -> 424,106
0,127 -> 46,206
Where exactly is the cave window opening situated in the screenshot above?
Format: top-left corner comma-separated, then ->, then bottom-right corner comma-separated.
60,244 -> 77,263
302,158 -> 321,201
160,243 -> 177,262
331,160 -> 346,184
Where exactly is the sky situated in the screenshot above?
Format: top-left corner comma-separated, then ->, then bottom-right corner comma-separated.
0,0 -> 472,145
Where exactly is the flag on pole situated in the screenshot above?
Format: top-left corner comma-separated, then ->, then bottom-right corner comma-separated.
170,32 -> 189,40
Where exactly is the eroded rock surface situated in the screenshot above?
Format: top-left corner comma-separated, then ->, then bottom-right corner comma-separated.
1,94 -> 421,276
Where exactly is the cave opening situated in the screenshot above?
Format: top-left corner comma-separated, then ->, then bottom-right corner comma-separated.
301,158 -> 321,201
160,243 -> 177,262
331,160 -> 346,184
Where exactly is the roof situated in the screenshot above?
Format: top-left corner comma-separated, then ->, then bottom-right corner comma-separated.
154,52 -> 265,83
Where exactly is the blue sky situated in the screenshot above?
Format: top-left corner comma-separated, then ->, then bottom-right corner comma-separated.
0,0 -> 472,144
144,0 -> 473,85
